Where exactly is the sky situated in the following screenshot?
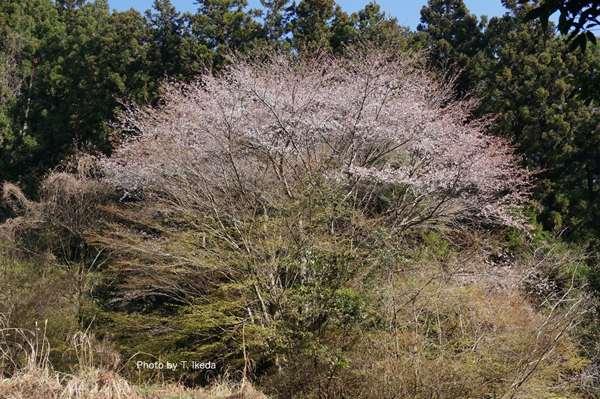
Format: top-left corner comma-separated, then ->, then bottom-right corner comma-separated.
109,0 -> 511,31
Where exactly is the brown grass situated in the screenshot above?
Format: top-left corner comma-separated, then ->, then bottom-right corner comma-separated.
0,322 -> 268,399
0,366 -> 269,399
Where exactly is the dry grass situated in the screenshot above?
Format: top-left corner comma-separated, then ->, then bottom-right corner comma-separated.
0,368 -> 135,399
0,369 -> 269,399
136,379 -> 269,399
0,322 -> 268,399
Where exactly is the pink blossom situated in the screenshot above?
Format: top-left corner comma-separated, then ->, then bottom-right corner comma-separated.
101,49 -> 532,230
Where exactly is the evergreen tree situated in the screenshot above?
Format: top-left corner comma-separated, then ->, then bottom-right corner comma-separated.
328,4 -> 355,53
420,0 -> 600,241
145,0 -> 213,80
0,0 -> 65,191
1,0 -> 158,194
30,1 -> 151,157
417,0 -> 487,95
479,3 -> 600,240
351,2 -> 408,51
289,0 -> 335,51
260,0 -> 292,48
145,0 -> 187,79
190,0 -> 263,53
521,0 -> 600,103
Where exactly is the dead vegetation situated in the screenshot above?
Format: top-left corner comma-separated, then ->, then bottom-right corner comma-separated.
0,322 -> 268,399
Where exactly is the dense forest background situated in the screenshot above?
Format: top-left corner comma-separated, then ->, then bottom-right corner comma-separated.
1,0 -> 600,398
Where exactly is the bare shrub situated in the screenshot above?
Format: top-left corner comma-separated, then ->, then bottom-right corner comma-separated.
1,157 -> 109,265
0,156 -> 110,329
263,239 -> 589,399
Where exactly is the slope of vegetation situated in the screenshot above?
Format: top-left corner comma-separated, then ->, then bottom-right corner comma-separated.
1,0 -> 600,398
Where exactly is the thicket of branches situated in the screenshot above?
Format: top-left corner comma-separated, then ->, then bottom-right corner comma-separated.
102,49 -> 531,231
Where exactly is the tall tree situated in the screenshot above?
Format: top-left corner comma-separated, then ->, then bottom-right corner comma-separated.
0,0 -> 162,195
520,0 -> 600,104
350,2 -> 408,51
417,0 -> 487,95
31,1 -> 152,156
472,2 -> 600,241
260,0 -> 292,47
289,0 -> 336,51
0,0 -> 65,191
145,0 -> 212,80
190,0 -> 263,53
145,0 -> 187,79
419,0 -> 600,241
328,4 -> 354,52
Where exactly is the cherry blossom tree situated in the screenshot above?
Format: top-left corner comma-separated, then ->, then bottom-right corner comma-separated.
93,49 -> 539,381
101,49 -> 531,230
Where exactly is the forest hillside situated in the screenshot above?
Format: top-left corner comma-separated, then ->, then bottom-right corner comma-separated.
1,0 -> 600,398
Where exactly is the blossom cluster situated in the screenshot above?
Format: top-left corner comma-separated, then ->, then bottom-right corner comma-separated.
101,49 -> 531,229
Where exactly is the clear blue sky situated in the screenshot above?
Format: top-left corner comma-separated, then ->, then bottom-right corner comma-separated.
109,0 -> 511,31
